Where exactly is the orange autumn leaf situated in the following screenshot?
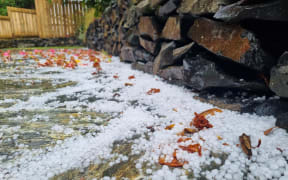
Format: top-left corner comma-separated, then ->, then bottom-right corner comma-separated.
172,108 -> 178,112
177,130 -> 185,136
179,144 -> 202,156
191,112 -> 213,130
147,88 -> 160,95
264,126 -> 278,136
159,150 -> 186,167
177,137 -> 192,143
198,108 -> 223,117
128,75 -> 135,80
222,143 -> 229,146
113,75 -> 119,79
125,83 -> 133,86
165,124 -> 175,130
184,128 -> 198,134
217,136 -> 223,140
189,108 -> 222,129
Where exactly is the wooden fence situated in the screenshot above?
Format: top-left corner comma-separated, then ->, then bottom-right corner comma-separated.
0,16 -> 13,38
0,0 -> 86,39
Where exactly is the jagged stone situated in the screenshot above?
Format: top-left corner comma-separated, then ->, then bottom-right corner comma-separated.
177,0 -> 232,15
157,0 -> 177,17
214,0 -> 288,22
131,61 -> 153,74
188,18 -> 274,72
183,52 -> 268,92
158,66 -> 184,84
136,0 -> 152,13
161,16 -> 181,40
139,37 -> 157,55
173,42 -> 194,60
241,98 -> 288,118
138,16 -> 160,41
153,42 -> 176,74
126,33 -> 140,47
134,47 -> 154,63
150,0 -> 167,9
123,6 -> 140,29
276,112 -> 288,131
270,52 -> 288,98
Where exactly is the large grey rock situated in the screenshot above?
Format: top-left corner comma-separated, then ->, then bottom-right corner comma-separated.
276,112 -> 288,131
157,0 -> 177,17
123,6 -> 140,29
153,42 -> 176,74
161,16 -> 182,41
120,46 -> 153,63
150,0 -> 167,8
188,18 -> 274,72
177,0 -> 232,15
138,16 -> 160,41
131,61 -> 153,74
214,0 -> 288,22
173,42 -> 194,60
183,52 -> 268,92
158,66 -> 184,84
139,37 -> 157,55
270,52 -> 288,98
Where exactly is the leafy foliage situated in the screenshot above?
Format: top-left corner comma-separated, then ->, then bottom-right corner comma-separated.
83,0 -> 113,17
0,0 -> 34,16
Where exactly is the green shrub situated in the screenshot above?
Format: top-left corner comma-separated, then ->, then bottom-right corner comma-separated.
0,0 -> 34,16
83,0 -> 113,17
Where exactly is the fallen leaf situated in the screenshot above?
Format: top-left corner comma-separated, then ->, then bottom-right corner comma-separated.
113,93 -> 120,98
191,112 -> 213,130
177,131 -> 185,136
125,83 -> 133,86
159,150 -> 186,167
255,139 -> 261,148
165,124 -> 175,130
239,133 -> 252,159
276,147 -> 283,153
113,75 -> 119,79
172,108 -> 178,112
177,137 -> 192,143
128,75 -> 135,80
147,88 -> 160,95
179,144 -> 202,156
217,136 -> 223,140
264,126 -> 278,136
198,108 -> 223,117
222,143 -> 229,146
184,128 -> 198,134
199,137 -> 206,142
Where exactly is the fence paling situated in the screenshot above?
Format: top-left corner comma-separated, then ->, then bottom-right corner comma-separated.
0,16 -> 13,38
0,0 -> 85,39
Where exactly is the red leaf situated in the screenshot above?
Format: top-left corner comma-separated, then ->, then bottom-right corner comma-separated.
147,88 -> 160,95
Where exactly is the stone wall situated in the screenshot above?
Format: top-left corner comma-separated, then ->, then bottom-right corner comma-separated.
86,0 -> 288,129
0,37 -> 83,49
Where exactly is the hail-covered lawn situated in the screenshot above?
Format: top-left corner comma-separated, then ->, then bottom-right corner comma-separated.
0,49 -> 287,180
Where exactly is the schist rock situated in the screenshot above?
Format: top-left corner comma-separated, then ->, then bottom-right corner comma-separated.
270,52 -> 288,98
188,18 -> 274,72
138,16 -> 161,41
214,0 -> 288,22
